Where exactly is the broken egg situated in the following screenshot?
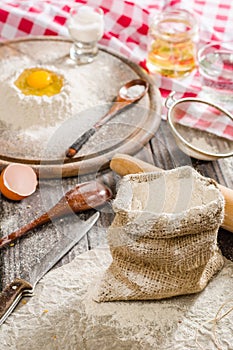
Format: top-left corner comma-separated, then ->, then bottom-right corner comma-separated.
0,163 -> 38,201
14,67 -> 63,96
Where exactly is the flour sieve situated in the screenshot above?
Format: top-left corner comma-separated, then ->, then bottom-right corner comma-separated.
165,92 -> 233,160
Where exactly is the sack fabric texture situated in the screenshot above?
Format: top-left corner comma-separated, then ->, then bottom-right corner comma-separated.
96,166 -> 225,302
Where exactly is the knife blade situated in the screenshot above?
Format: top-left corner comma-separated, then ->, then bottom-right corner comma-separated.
0,211 -> 99,326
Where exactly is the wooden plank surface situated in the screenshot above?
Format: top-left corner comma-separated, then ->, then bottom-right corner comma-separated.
1,119 -> 233,292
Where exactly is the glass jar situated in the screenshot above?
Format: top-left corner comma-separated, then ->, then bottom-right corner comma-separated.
198,41 -> 233,108
146,9 -> 198,78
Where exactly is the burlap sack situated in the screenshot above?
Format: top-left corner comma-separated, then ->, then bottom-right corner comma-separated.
96,166 -> 225,302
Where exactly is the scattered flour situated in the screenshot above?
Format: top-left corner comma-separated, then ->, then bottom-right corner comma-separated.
224,156 -> 233,172
0,46 -> 147,159
1,247 -> 233,349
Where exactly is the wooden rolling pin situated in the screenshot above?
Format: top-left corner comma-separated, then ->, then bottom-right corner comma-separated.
110,153 -> 233,233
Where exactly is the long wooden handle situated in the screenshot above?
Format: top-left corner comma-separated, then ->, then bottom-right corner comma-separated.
0,181 -> 112,250
110,153 -> 233,233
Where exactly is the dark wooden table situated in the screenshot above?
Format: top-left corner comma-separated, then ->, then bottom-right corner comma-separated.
1,119 -> 233,291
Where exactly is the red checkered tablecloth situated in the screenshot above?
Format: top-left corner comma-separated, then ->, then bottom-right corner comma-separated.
0,0 -> 233,138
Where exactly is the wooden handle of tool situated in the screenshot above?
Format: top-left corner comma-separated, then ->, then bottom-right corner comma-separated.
110,153 -> 233,233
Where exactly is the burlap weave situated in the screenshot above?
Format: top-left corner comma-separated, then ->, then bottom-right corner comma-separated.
96,166 -> 225,302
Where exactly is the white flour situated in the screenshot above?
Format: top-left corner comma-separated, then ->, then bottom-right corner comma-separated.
0,55 -> 109,138
0,59 -> 72,130
0,48 -> 146,159
120,84 -> 145,99
1,247 -> 233,349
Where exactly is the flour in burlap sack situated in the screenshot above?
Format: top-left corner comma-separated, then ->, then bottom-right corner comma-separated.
95,166 -> 225,302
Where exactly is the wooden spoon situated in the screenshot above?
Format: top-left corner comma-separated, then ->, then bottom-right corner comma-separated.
110,153 -> 233,233
0,180 -> 112,249
65,79 -> 149,158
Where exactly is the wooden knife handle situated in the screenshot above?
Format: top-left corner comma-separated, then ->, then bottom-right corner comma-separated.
0,278 -> 33,325
110,153 -> 233,233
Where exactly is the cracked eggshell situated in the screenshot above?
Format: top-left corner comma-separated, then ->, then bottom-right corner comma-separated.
0,163 -> 38,201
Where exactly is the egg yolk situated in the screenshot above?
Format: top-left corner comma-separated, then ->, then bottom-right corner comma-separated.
26,70 -> 52,89
14,68 -> 64,97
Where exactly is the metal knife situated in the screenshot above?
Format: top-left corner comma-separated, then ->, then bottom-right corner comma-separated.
0,211 -> 99,326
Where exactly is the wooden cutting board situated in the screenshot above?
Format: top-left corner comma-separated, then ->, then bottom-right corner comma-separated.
0,36 -> 161,178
